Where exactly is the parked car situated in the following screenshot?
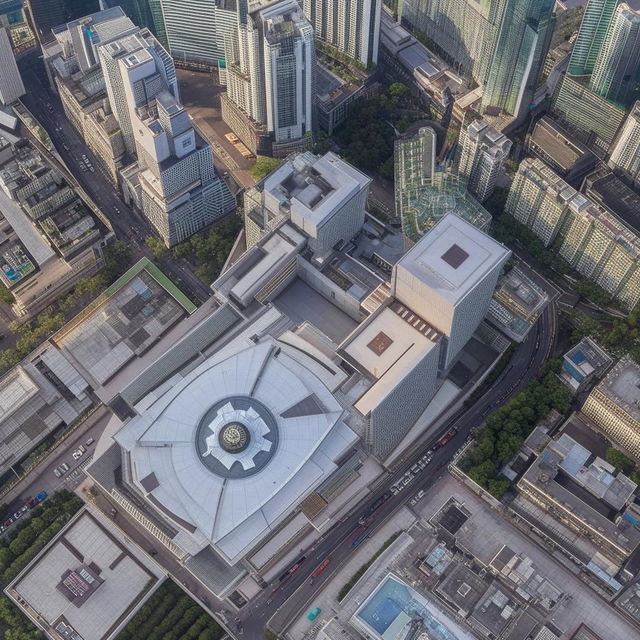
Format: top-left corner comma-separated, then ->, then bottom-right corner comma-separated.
53,467 -> 62,478
61,463 -> 70,472
72,450 -> 81,460
85,438 -> 94,446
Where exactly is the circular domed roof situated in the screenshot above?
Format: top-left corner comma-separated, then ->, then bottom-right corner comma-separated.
195,395 -> 279,479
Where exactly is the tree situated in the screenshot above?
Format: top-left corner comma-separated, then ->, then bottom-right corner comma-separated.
103,240 -> 132,282
145,235 -> 167,259
0,283 -> 14,305
606,447 -> 635,474
379,156 -> 394,181
250,156 -> 283,181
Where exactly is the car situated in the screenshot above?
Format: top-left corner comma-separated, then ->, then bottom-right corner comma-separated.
410,464 -> 420,473
61,463 -> 70,472
85,438 -> 94,446
402,477 -> 411,486
307,607 -> 321,621
35,491 -> 47,503
13,512 -> 22,520
4,519 -> 12,527
72,450 -> 81,460
79,445 -> 86,454
418,460 -> 426,470
89,166 -> 95,172
53,467 -> 62,478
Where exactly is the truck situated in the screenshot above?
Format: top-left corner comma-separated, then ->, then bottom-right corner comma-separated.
438,428 -> 457,448
311,558 -> 330,578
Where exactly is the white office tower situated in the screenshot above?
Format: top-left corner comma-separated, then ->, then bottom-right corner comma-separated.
394,125 -> 436,218
0,26 -> 25,105
392,213 -> 510,370
458,119 -> 512,203
223,0 -> 315,156
132,90 -> 234,246
301,0 -> 382,66
98,28 -> 177,156
609,101 -> 640,188
247,151 -> 371,252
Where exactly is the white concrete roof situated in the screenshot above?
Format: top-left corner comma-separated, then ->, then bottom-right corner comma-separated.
115,337 -> 357,564
394,213 -> 510,305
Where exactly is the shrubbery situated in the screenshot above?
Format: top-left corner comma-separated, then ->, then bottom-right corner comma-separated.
460,359 -> 572,499
0,490 -> 83,640
116,579 -> 223,640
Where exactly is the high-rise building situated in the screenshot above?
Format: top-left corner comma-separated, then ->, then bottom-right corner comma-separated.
97,28 -> 177,156
480,0 -> 555,117
133,90 -> 235,245
0,25 -> 24,104
553,0 -> 640,151
394,125 -> 436,218
301,0 -> 381,66
569,0 -> 619,77
24,0 -> 99,44
100,0 -> 168,47
391,213 -> 510,370
159,0 -> 236,67
457,118 -> 511,202
506,157 -> 640,308
582,357 -> 640,459
222,0 -> 315,157
609,101 -> 640,187
591,2 -> 640,107
399,0 -> 554,119
43,7 -> 136,182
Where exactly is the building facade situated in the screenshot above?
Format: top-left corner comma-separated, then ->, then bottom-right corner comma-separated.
506,157 -> 640,308
394,125 -> 437,218
223,0 -> 314,157
582,357 -> 640,460
590,2 -> 640,108
457,118 -> 511,202
608,101 -> 640,187
301,0 -> 381,66
0,26 -> 24,105
391,213 -> 510,370
159,0 -> 235,67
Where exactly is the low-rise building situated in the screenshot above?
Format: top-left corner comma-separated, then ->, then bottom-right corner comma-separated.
527,116 -> 597,188
582,356 -> 640,460
0,138 -> 113,316
517,431 -> 640,567
487,265 -> 550,342
561,338 -> 612,393
5,507 -> 165,640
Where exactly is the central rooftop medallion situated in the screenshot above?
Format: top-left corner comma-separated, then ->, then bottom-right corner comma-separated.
196,395 -> 279,478
219,422 -> 250,452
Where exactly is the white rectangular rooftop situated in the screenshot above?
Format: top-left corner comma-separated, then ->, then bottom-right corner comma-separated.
394,213 -> 510,305
263,152 -> 370,235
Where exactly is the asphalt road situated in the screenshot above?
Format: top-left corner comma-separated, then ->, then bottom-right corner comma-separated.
236,304 -> 557,639
17,53 -> 213,305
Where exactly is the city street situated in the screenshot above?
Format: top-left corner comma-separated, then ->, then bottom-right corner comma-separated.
238,304 -> 557,640
17,53 -> 214,305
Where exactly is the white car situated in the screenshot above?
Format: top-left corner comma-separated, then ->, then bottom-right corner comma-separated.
61,463 -> 70,472
53,467 -> 62,478
72,450 -> 81,460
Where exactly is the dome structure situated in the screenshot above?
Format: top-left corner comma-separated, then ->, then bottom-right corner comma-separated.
114,339 -> 358,564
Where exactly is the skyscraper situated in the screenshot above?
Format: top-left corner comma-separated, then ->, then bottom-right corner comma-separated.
399,0 -> 555,118
25,0 -> 99,44
568,0 -> 619,77
222,0 -> 315,157
159,0 -> 236,67
100,0 -> 168,47
609,101 -> 640,187
301,0 -> 382,66
553,0 -> 640,150
392,213 -> 510,370
98,26 -> 234,244
394,125 -> 436,218
481,0 -> 555,117
591,2 -> 640,107
457,118 -> 512,202
0,25 -> 24,105
98,28 -> 177,156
